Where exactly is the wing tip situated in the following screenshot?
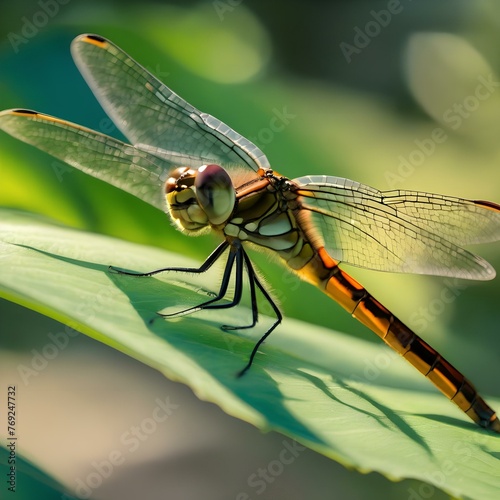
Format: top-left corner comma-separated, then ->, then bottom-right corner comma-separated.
0,109 -> 41,129
1,108 -> 38,117
481,265 -> 496,281
473,199 -> 500,213
72,33 -> 108,49
471,257 -> 497,281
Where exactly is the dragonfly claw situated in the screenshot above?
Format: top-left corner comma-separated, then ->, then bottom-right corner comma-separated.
236,363 -> 251,378
148,311 -> 167,325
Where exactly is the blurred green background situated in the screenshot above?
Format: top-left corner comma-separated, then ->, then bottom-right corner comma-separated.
0,1 -> 499,499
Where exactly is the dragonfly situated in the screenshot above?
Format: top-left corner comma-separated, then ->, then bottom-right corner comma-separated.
1,34 -> 499,433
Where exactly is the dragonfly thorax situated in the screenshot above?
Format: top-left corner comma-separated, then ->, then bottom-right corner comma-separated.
166,165 -> 237,234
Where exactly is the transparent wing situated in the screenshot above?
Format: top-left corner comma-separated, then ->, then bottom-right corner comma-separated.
0,109 -> 207,211
70,34 -> 270,172
294,175 -> 500,280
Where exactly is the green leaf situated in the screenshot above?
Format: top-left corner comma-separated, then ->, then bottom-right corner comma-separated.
0,208 -> 499,500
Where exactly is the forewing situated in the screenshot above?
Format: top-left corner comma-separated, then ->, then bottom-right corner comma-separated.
0,109 -> 191,211
70,34 -> 270,172
293,175 -> 500,280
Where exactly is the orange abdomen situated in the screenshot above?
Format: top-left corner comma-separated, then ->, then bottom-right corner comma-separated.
296,248 -> 500,432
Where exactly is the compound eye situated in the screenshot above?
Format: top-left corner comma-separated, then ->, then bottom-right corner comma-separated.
195,164 -> 236,225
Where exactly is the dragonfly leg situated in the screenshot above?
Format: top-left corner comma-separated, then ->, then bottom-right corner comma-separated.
236,250 -> 282,378
191,242 -> 283,375
200,244 -> 283,376
220,246 -> 258,330
153,242 -> 240,321
175,241 -> 261,320
111,239 -> 282,375
108,241 -> 230,277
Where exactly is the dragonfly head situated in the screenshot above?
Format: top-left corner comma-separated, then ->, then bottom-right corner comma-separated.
166,164 -> 236,233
